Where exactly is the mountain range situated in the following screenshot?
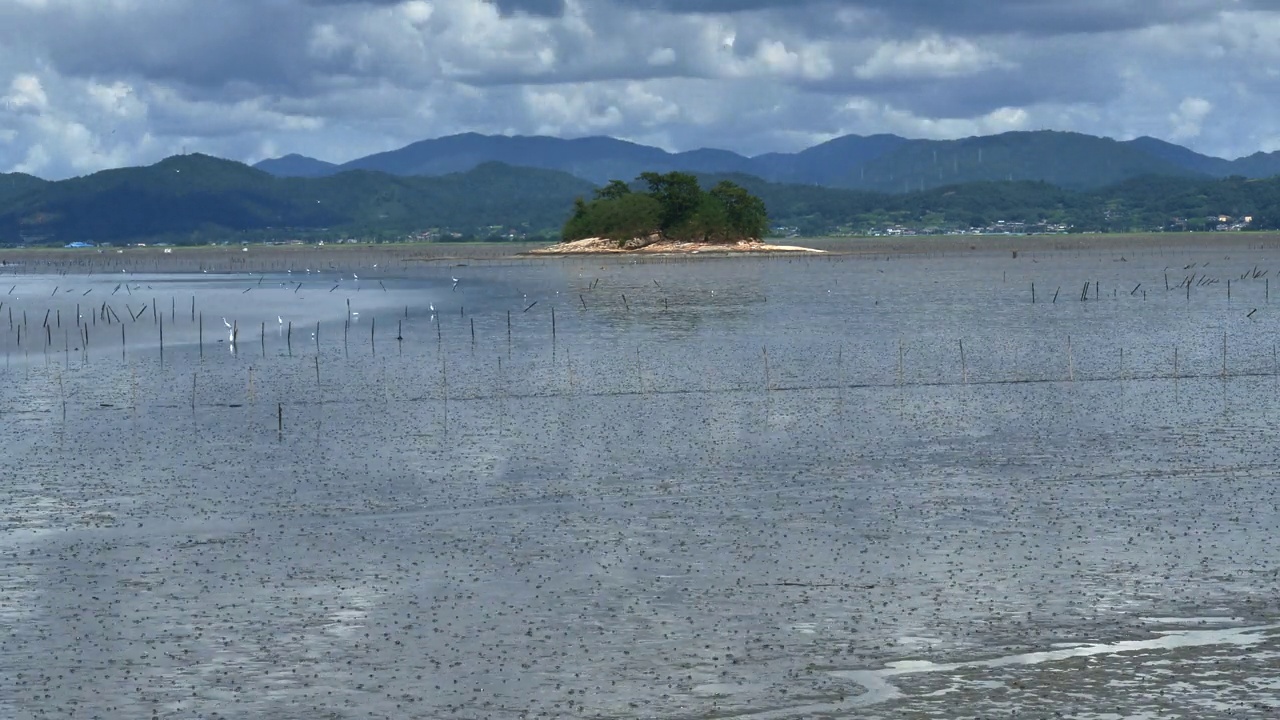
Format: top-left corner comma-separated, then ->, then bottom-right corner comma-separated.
7,150 -> 1280,247
253,130 -> 1280,193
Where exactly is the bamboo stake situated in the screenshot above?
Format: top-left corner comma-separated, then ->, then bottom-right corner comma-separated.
1067,335 -> 1074,382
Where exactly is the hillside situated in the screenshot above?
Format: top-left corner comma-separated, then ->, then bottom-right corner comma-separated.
0,173 -> 49,204
0,156 -> 594,245
253,153 -> 340,178
252,130 -> 1280,192
7,153 -> 1280,246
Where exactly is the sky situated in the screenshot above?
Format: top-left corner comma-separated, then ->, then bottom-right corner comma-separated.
2,0 -> 1278,179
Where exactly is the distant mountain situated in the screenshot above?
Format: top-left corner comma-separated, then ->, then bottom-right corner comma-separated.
751,133 -> 909,186
845,131 -> 1206,192
0,155 -> 594,244
0,172 -> 49,204
254,129 -> 1280,192
1221,150 -> 1280,179
331,132 -> 759,183
11,146 -> 1280,246
1122,137 -> 1235,176
253,153 -> 339,178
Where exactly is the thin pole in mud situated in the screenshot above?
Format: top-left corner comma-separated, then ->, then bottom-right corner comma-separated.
637,347 -> 644,393
287,321 -> 292,357
1031,283 -> 1035,304
1094,281 -> 1099,301
622,294 -> 630,312
1268,278 -> 1271,303
198,313 -> 203,358
191,372 -> 197,410
404,305 -> 408,318
315,321 -> 320,354
897,339 -> 905,385
314,355 -> 320,391
346,298 -> 351,324
1222,331 -> 1228,378
277,402 -> 283,438
763,346 -> 770,390
959,339 -> 967,384
152,298 -> 157,323
1067,335 -> 1074,382
159,314 -> 164,364
580,294 -> 587,310
171,296 -> 175,323
121,323 -> 126,361
1173,346 -> 1179,379
1165,271 -> 1169,291
470,318 -> 475,347
1228,279 -> 1232,302
370,317 -> 375,356
506,310 -> 511,345
261,322 -> 266,357
191,296 -> 195,322
1186,280 -> 1191,302
551,307 -> 556,341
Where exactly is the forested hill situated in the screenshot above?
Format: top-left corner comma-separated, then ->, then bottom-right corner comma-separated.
4,154 -> 1280,246
0,156 -> 595,245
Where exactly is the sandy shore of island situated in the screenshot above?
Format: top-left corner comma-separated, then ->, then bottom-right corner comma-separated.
526,237 -> 826,255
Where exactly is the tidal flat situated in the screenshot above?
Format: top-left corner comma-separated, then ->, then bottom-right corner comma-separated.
3,239 -> 1280,718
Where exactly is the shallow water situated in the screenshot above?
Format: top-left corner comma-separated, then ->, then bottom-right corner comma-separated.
3,245 -> 1280,718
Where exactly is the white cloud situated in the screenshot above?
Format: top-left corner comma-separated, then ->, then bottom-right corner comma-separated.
855,35 -> 1008,80
1169,97 -> 1213,140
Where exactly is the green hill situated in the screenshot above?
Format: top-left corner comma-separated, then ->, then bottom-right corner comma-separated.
844,131 -> 1200,193
0,156 -> 595,245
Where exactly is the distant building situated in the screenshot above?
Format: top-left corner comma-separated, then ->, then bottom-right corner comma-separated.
64,241 -> 94,248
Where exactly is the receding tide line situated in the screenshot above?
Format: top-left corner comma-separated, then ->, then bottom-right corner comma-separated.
720,623 -> 1280,719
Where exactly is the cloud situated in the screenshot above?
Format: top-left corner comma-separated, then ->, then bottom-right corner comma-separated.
1169,97 -> 1213,141
1,0 -> 1279,178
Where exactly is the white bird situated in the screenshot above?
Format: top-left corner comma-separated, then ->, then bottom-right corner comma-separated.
451,276 -> 459,291
353,273 -> 359,281
277,315 -> 283,325
222,317 -> 232,329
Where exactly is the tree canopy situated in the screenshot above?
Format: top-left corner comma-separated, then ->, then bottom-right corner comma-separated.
563,171 -> 769,244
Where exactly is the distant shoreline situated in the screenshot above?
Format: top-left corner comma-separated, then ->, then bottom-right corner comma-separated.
1,232 -> 1278,274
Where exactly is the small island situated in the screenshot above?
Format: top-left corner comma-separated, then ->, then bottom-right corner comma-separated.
530,171 -> 824,255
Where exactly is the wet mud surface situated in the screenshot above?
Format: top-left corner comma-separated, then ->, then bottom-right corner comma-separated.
3,245 -> 1280,718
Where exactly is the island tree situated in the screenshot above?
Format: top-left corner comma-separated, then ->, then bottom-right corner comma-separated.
563,171 -> 769,245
